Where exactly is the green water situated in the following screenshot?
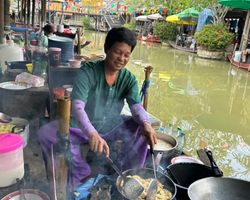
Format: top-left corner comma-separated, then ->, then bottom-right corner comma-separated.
82,30 -> 250,181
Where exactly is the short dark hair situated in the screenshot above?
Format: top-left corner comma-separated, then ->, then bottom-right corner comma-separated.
105,27 -> 137,52
43,24 -> 53,35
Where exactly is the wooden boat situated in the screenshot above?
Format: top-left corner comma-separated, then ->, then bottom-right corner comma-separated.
169,40 -> 197,53
228,55 -> 250,70
136,36 -> 161,43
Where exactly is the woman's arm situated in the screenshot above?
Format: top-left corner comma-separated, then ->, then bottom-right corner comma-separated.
71,99 -> 97,136
129,103 -> 151,125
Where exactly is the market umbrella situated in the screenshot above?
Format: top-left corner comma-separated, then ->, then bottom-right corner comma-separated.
219,0 -> 250,9
147,13 -> 164,21
166,14 -> 197,25
178,7 -> 199,23
136,15 -> 150,22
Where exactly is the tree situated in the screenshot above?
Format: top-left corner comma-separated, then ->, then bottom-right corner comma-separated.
124,0 -> 229,25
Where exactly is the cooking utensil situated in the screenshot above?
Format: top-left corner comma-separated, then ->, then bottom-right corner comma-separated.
116,168 -> 177,200
16,178 -> 27,200
107,157 -> 144,200
147,132 -> 178,169
206,149 -> 223,176
147,143 -> 158,200
0,112 -> 12,123
5,61 -> 31,69
147,179 -> 158,200
166,149 -> 223,200
188,177 -> 250,200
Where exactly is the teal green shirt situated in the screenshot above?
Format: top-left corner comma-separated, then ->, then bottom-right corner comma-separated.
70,60 -> 141,133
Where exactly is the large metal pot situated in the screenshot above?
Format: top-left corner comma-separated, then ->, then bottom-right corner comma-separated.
145,132 -> 178,171
0,117 -> 29,148
188,177 -> 250,200
116,168 -> 177,200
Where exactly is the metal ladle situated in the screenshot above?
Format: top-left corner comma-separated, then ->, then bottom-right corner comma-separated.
106,157 -> 145,200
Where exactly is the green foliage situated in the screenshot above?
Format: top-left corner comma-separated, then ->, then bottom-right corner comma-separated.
123,21 -> 136,32
153,22 -> 178,41
81,16 -> 93,30
194,24 -> 235,51
13,37 -> 24,47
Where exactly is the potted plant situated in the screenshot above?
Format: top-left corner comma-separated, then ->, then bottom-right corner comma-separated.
194,24 -> 234,59
153,22 -> 178,45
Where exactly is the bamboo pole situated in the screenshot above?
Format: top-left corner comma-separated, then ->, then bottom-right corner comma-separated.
77,28 -> 81,54
143,65 -> 153,111
32,0 -> 35,27
4,0 -> 10,28
55,96 -> 71,200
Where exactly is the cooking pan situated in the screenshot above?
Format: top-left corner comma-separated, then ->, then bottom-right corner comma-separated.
144,132 -> 178,171
116,168 -> 177,200
188,177 -> 250,200
5,61 -> 31,69
166,149 -> 223,200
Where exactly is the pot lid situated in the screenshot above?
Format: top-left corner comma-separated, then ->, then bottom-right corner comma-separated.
0,134 -> 23,153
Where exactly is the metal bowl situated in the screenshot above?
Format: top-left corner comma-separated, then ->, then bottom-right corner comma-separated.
0,112 -> 12,123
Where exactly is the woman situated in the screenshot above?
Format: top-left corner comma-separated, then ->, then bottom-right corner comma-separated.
39,24 -> 56,47
38,27 -> 157,185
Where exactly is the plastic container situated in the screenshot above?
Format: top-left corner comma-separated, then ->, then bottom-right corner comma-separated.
26,63 -> 33,73
174,132 -> 186,156
0,40 -> 23,73
234,51 -> 241,62
31,39 -> 37,46
49,47 -> 61,67
0,134 -> 24,187
170,127 -> 182,139
165,124 -> 173,135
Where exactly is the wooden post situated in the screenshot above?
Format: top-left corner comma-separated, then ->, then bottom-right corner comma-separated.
143,65 -> 153,111
27,0 -> 31,25
240,10 -> 250,51
0,0 -> 4,43
32,0 -> 35,27
77,28 -> 81,54
21,0 -> 23,23
55,96 -> 71,200
4,0 -> 10,28
23,0 -> 26,24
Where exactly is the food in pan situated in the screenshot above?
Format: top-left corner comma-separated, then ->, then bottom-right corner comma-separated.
149,139 -> 173,151
121,175 -> 172,200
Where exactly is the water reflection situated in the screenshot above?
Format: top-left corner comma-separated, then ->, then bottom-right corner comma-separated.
82,31 -> 250,181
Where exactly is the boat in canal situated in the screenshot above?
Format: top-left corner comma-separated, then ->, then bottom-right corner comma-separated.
168,40 -> 197,53
228,55 -> 250,70
136,36 -> 161,43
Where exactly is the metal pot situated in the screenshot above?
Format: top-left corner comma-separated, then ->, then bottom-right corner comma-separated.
166,150 -> 223,200
145,132 -> 178,171
0,117 -> 29,148
116,168 -> 177,200
188,177 -> 250,200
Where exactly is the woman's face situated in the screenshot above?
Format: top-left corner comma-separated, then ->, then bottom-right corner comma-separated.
104,42 -> 132,71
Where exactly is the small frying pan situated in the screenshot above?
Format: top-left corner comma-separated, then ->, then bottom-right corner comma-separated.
188,177 -> 250,200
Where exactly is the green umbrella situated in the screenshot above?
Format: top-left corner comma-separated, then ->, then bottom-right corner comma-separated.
219,0 -> 250,9
178,7 -> 199,23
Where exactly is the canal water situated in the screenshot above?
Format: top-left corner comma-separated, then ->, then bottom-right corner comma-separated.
82,30 -> 250,181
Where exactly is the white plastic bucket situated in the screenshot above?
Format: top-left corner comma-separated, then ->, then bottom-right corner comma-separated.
0,134 -> 24,187
234,51 -> 241,62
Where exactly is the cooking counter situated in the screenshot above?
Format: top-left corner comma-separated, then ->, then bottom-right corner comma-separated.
0,72 -> 49,119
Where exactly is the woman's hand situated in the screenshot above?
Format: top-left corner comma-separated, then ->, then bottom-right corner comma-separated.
141,122 -> 157,148
88,132 -> 110,157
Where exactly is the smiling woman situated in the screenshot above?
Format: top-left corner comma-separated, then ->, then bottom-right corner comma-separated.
38,27 -> 157,185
